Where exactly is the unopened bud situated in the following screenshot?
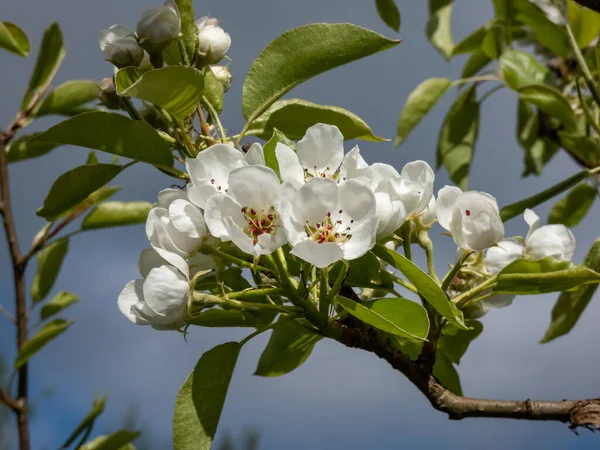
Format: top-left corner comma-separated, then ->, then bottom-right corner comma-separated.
137,0 -> 181,47
98,78 -> 121,110
196,16 -> 231,64
98,25 -> 144,68
209,65 -> 232,92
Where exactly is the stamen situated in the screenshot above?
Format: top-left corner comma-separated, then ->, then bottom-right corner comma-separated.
466,210 -> 471,216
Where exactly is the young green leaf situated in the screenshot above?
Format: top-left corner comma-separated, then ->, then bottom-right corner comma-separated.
541,238 -> 600,343
452,26 -> 485,56
500,168 -> 595,221
494,257 -> 600,294
115,66 -> 204,119
395,78 -> 452,146
174,0 -> 197,63
437,86 -> 480,190
31,238 -> 69,303
516,100 -> 559,176
0,22 -> 30,57
203,68 -> 223,114
375,0 -> 401,32
461,51 -> 491,78
5,132 -> 62,163
81,201 -> 152,230
500,48 -> 548,90
79,430 -> 140,450
437,321 -> 483,365
255,320 -> 323,377
433,354 -> 462,395
426,0 -> 454,60
249,98 -> 385,142
14,318 -> 72,369
567,0 -> 600,49
21,23 -> 65,110
33,111 -> 174,166
514,10 -> 570,57
188,309 -> 273,328
336,296 -> 429,340
61,394 -> 108,448
36,164 -> 123,220
242,23 -> 401,121
548,183 -> 596,227
40,291 -> 78,321
35,80 -> 99,117
330,251 -> 394,290
518,84 -> 577,131
262,129 -> 295,179
481,23 -> 504,59
372,244 -> 469,329
173,342 -> 241,450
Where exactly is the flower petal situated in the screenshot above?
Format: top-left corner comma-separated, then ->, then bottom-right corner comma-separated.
169,199 -> 206,238
245,143 -> 265,165
143,266 -> 189,322
340,146 -> 370,181
297,124 -> 344,175
294,178 -> 339,225
482,293 -> 516,308
156,188 -> 187,208
484,239 -> 524,274
228,165 -> 281,210
524,208 -> 541,240
526,225 -> 576,261
338,179 -> 377,222
187,184 -> 218,209
290,240 -> 344,268
275,143 -> 304,188
138,247 -> 168,278
117,279 -> 149,325
223,216 -> 257,255
436,186 -> 462,231
341,216 -> 378,260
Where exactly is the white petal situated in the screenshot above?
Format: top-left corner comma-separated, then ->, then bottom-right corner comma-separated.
138,247 -> 168,278
454,192 -> 504,250
280,199 -> 306,245
401,160 -> 434,187
524,208 -> 541,240
484,239 -> 525,274
340,146 -> 369,181
187,253 -> 216,277
338,179 -> 377,221
245,143 -> 265,165
256,227 -> 287,255
370,163 -> 400,187
228,165 -> 281,210
185,143 -> 245,186
294,178 -> 339,225
342,216 -> 378,260
143,266 -> 189,322
117,280 -> 149,325
291,240 -> 344,268
436,186 -> 462,231
297,124 -> 344,174
204,194 -> 230,240
99,24 -> 135,50
187,184 -> 218,209
169,199 -> 206,238
420,196 -> 436,226
275,143 -> 304,187
526,225 -> 576,261
156,188 -> 187,208
223,216 -> 257,255
146,208 -> 186,256
151,247 -> 189,279
482,293 -> 516,308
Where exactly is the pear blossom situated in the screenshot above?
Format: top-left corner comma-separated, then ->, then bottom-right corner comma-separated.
368,164 -> 407,239
210,65 -> 232,92
484,208 -> 575,275
196,16 -> 231,64
98,25 -> 144,68
437,186 -> 504,251
280,178 -> 378,268
420,196 -> 437,227
275,124 -> 370,189
146,188 -> 209,260
205,166 -> 287,256
389,160 -> 435,217
137,0 -> 180,46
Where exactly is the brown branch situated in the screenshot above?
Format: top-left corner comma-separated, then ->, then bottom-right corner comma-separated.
1,132 -> 31,449
572,0 -> 600,14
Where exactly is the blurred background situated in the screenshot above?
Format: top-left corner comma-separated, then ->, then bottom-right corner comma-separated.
1,0 -> 599,449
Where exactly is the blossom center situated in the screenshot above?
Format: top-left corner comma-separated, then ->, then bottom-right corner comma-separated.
303,166 -> 342,183
466,209 -> 471,216
241,206 -> 279,245
305,210 -> 353,245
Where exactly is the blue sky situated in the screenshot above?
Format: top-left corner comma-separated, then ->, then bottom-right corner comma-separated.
1,0 -> 599,449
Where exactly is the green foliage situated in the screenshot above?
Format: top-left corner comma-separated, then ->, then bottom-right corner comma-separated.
241,23 -> 400,121
35,80 -> 99,117
375,0 -> 401,32
14,318 -> 72,369
330,251 -> 394,290
0,22 -> 30,57
567,0 -> 600,49
31,238 -> 69,303
188,309 -> 272,328
500,49 -> 548,90
262,129 -> 295,179
427,0 -> 454,60
40,291 -> 78,321
518,84 -> 577,131
79,431 -> 139,450
173,342 -> 241,450
174,0 -> 198,63
203,68 -> 224,114
61,394 -> 108,448
81,201 -> 152,230
548,183 -> 596,227
5,132 -> 62,163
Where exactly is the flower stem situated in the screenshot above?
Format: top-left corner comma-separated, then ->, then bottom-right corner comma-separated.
401,222 -> 412,261
198,244 -> 273,273
227,287 -> 285,300
441,251 -> 474,291
416,229 -> 438,284
192,292 -> 303,315
319,268 -> 330,323
202,96 -> 227,142
453,276 -> 498,308
390,273 -> 418,295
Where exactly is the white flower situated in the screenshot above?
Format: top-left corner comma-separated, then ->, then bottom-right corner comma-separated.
275,124 -> 370,189
420,195 -> 437,227
118,249 -> 190,327
388,160 -> 435,216
280,178 -> 378,268
484,208 -> 575,274
196,16 -> 231,64
98,25 -> 144,68
137,0 -> 180,46
146,188 -> 209,259
185,144 -> 247,208
243,143 -> 265,166
210,65 -> 232,92
205,165 -> 287,256
368,164 -> 407,239
437,186 -> 504,251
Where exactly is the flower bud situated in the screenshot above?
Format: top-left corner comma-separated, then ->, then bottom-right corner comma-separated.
210,65 -> 232,92
196,16 -> 231,64
98,25 -> 144,68
137,0 -> 181,47
98,78 -> 121,110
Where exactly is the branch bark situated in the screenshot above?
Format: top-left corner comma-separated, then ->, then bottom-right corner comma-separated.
0,131 -> 31,450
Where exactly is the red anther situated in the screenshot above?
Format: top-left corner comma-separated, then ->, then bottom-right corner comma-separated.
211,179 -> 215,184
466,210 -> 471,216
337,220 -> 342,224
316,223 -> 321,228
327,225 -> 333,231
250,209 -> 256,215
268,214 -> 274,220
217,186 -> 222,191
327,212 -> 331,217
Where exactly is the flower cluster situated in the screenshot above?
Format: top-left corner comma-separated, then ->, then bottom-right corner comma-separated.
118,123 -> 576,327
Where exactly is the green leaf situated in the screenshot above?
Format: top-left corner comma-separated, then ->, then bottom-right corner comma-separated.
116,66 -> 204,119
33,111 -> 174,166
557,132 -> 600,167
481,22 -> 504,59
372,244 -> 468,329
433,355 -> 462,395
14,318 -> 72,369
188,309 -> 274,328
548,183 -> 596,227
375,0 -> 401,32
81,201 -> 152,230
0,22 -> 29,57
516,100 -> 559,176
494,257 -> 600,295
568,0 -> 600,49
40,291 -> 78,321
31,238 -> 69,303
249,98 -> 385,142
61,394 -> 108,448
35,80 -> 99,117
515,10 -> 570,57
437,321 -> 483,364
500,168 -> 594,221
337,296 -> 429,340
262,129 -> 295,179
5,132 -> 62,163
500,49 -> 548,90
86,151 -> 99,165
79,431 -> 140,450
36,164 -> 123,220
174,0 -> 197,63
518,84 -> 576,131
541,239 -> 600,343
395,78 -> 452,146
203,68 -> 223,114
452,27 -> 486,56
461,50 -> 491,78
173,342 -> 240,450
22,23 -> 65,110
255,320 -> 323,377
427,0 -> 454,60
330,251 -> 394,289
242,23 -> 401,121
437,86 -> 480,190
